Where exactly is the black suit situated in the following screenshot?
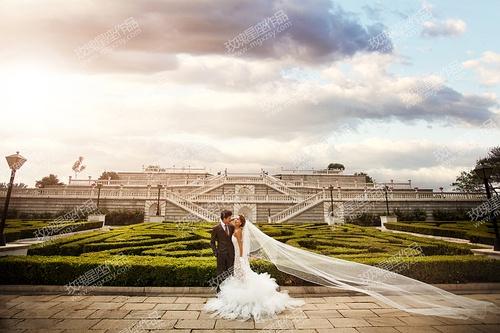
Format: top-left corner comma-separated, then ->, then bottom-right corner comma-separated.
210,223 -> 235,280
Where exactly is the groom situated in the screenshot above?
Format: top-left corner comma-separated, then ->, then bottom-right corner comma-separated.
210,210 -> 235,290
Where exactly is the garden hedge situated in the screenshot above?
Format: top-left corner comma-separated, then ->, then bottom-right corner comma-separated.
393,208 -> 427,221
101,210 -> 144,226
0,254 -> 498,286
432,209 -> 470,221
1,222 -> 496,286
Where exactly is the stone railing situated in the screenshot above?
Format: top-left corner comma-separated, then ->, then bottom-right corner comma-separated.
262,174 -> 304,199
224,176 -> 265,183
0,187 -> 486,202
194,194 -> 296,203
165,191 -> 219,221
66,175 -> 412,191
287,181 -> 412,189
185,175 -> 225,198
269,191 -> 326,223
68,177 -> 211,187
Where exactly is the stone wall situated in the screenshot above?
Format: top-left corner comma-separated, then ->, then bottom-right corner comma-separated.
0,197 -> 144,215
0,196 -> 483,223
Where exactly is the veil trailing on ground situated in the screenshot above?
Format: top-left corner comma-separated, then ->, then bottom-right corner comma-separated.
243,221 -> 499,320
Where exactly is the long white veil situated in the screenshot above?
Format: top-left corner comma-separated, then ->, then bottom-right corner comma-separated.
243,221 -> 499,320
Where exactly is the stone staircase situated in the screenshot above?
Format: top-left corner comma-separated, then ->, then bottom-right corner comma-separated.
185,173 -> 304,201
165,173 -> 320,223
185,175 -> 225,199
269,191 -> 326,223
262,174 -> 304,201
165,190 -> 219,222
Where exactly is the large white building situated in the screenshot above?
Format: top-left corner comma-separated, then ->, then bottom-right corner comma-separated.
1,165 -> 485,223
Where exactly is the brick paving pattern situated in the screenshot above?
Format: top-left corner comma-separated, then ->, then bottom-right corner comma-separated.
0,293 -> 499,332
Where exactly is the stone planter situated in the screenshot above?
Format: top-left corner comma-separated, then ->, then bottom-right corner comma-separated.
88,214 -> 106,225
326,215 -> 345,226
148,216 -> 165,223
0,243 -> 31,256
471,248 -> 500,260
380,215 -> 398,230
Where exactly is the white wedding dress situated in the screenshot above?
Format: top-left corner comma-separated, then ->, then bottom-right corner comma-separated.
204,222 -> 499,320
203,230 -> 304,321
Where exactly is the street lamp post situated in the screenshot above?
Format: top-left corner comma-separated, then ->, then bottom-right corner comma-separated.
96,183 -> 102,209
383,185 -> 390,216
329,185 -> 334,217
1,152 -> 27,246
473,162 -> 499,251
156,184 -> 163,216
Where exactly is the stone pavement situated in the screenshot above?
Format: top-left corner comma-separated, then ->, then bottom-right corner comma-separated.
377,227 -> 491,248
1,293 -> 499,333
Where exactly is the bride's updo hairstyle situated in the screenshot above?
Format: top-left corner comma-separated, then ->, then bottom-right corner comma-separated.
239,215 -> 246,228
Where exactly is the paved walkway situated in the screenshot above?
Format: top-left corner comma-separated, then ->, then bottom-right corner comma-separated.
1,292 -> 499,333
12,225 -> 112,246
378,227 -> 492,248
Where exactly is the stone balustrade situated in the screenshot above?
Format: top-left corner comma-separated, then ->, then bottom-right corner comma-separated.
0,187 -> 485,202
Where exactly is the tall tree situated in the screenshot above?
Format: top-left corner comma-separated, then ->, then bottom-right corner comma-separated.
98,171 -> 120,180
354,172 -> 374,183
327,163 -> 345,171
451,170 -> 483,192
452,146 -> 500,192
478,146 -> 500,185
72,156 -> 86,179
36,174 -> 64,188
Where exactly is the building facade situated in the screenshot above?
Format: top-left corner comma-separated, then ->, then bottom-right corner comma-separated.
0,166 -> 485,223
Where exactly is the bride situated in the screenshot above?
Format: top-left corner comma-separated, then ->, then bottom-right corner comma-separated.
203,215 -> 304,321
204,215 -> 499,321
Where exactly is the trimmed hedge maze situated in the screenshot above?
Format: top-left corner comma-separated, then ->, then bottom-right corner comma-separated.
26,222 -> 475,259
0,222 -> 498,286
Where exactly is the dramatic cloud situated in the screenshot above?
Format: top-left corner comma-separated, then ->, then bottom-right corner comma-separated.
0,0 -> 388,73
2,129 -> 492,190
3,53 -> 497,144
421,18 -> 467,37
463,51 -> 500,86
362,3 -> 385,21
145,53 -> 499,135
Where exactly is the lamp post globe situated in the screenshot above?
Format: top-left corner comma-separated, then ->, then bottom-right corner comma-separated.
6,152 -> 27,171
1,152 -> 27,246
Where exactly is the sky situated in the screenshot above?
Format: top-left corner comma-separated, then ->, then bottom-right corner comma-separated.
0,0 -> 499,190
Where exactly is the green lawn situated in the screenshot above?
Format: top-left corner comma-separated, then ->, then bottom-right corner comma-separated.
0,222 -> 498,286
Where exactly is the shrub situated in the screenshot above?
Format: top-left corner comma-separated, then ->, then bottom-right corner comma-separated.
468,233 -> 496,245
346,213 -> 381,226
432,209 -> 470,221
1,222 -> 498,287
357,255 -> 500,284
102,210 -> 144,226
16,209 -> 94,221
0,208 -> 18,219
393,209 -> 427,221
18,212 -> 55,220
0,254 -> 498,286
